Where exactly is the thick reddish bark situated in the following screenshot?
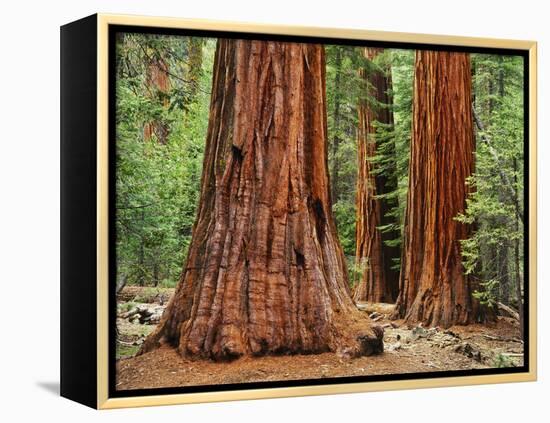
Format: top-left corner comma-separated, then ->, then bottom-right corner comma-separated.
354,48 -> 399,304
140,39 -> 383,361
143,56 -> 170,144
392,51 -> 477,328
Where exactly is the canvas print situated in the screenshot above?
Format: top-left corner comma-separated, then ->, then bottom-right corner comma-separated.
113,31 -> 526,392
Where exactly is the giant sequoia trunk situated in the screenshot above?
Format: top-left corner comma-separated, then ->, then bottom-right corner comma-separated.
354,47 -> 399,304
392,51 -> 477,328
140,39 -> 383,361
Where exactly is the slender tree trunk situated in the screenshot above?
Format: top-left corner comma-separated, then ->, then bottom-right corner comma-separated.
137,209 -> 146,286
472,59 -> 477,111
187,37 -> 204,102
513,158 -> 524,340
330,48 -> 342,204
116,274 -> 128,295
498,240 -> 510,304
153,258 -> 159,287
514,230 -> 523,340
488,78 -> 495,115
143,56 -> 170,144
498,56 -> 505,98
354,47 -> 399,304
140,39 -> 383,361
496,62 -> 510,304
392,51 -> 478,328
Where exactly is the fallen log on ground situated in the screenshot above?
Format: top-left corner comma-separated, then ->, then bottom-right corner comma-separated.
497,302 -> 520,321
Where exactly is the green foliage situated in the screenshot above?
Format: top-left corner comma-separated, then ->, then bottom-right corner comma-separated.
492,353 -> 516,368
332,200 -> 357,254
325,45 -> 365,256
325,47 -> 413,267
115,33 -> 524,315
117,301 -> 137,313
372,49 -> 414,261
472,279 -> 499,308
115,33 -> 216,288
347,257 -> 368,289
456,54 -> 524,307
116,343 -> 140,360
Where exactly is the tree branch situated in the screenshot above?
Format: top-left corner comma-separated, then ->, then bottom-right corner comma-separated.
472,105 -> 524,223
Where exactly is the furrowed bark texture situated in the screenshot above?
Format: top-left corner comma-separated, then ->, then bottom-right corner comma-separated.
392,51 -> 477,328
354,47 -> 399,304
141,39 -> 382,361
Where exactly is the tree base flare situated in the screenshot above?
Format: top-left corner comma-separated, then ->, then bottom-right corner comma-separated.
140,314 -> 385,361
139,39 -> 384,362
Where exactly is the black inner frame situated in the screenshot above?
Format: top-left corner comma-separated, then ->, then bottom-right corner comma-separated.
108,24 -> 530,399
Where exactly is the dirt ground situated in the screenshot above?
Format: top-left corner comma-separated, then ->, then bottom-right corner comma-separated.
116,288 -> 523,391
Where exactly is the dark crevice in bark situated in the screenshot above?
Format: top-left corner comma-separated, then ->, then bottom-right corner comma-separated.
354,47 -> 400,304
391,51 -> 484,328
140,39 -> 382,361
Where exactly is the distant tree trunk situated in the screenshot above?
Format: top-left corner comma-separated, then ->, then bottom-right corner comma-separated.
140,39 -> 383,361
137,208 -> 146,286
514,232 -> 523,340
498,240 -> 510,304
483,243 -> 497,283
116,274 -> 128,295
497,56 -> 505,98
187,37 -> 204,102
472,59 -> 477,111
354,47 -> 399,304
513,158 -> 524,340
392,51 -> 479,328
152,258 -> 159,287
143,56 -> 170,144
330,48 -> 343,204
488,77 -> 495,115
496,62 -> 510,304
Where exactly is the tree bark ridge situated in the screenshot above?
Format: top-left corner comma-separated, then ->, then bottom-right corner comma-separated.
354,47 -> 400,304
140,39 -> 382,360
392,50 -> 479,328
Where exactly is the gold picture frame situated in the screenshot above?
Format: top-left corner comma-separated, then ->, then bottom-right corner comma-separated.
60,13 -> 537,409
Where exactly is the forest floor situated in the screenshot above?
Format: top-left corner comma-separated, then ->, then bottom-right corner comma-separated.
115,287 -> 523,391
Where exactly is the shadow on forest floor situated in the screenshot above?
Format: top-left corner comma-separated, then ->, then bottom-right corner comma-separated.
114,287 -> 523,391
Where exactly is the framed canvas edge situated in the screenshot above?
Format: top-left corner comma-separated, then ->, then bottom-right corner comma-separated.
95,13 -> 538,409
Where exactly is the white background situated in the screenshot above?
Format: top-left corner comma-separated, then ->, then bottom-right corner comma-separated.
0,0 -> 546,421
